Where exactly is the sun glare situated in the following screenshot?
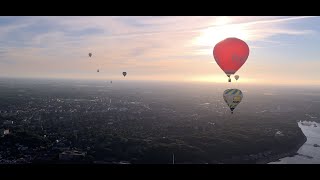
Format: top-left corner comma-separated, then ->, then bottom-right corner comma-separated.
215,16 -> 231,26
189,75 -> 230,83
195,25 -> 249,46
189,75 -> 255,84
193,17 -> 251,54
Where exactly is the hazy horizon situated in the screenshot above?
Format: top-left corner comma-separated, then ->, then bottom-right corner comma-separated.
1,76 -> 320,90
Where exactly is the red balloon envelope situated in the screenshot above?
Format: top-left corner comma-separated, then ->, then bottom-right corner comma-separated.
213,37 -> 249,79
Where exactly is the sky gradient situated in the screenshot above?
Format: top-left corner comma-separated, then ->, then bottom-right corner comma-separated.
0,16 -> 319,85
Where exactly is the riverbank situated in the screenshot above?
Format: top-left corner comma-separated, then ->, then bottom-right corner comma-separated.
217,131 -> 307,164
269,121 -> 320,164
259,135 -> 306,164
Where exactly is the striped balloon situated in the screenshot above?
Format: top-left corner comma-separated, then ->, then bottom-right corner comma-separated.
223,88 -> 243,114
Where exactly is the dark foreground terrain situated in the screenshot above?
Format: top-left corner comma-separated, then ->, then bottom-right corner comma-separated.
1,78 -> 319,164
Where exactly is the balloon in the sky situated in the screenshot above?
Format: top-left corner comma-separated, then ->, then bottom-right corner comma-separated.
235,75 -> 239,81
213,37 -> 249,82
89,53 -> 92,57
97,69 -> 99,72
123,72 -> 127,77
223,88 -> 243,114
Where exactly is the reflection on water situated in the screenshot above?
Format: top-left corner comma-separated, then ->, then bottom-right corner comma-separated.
270,121 -> 320,164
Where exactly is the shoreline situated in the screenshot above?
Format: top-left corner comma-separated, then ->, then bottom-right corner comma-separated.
267,121 -> 320,164
218,125 -> 308,164
260,135 -> 307,164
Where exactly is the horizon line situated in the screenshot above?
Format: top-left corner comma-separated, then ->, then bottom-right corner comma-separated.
1,75 -> 320,88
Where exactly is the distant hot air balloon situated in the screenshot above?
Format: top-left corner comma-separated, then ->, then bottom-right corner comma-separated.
89,53 -> 92,57
223,88 -> 243,114
213,37 -> 249,82
97,69 -> 99,72
123,72 -> 127,77
235,75 -> 240,81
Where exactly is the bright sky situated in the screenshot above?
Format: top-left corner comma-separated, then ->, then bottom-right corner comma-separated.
0,16 -> 319,85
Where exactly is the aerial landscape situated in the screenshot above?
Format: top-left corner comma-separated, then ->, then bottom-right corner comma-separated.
0,16 -> 320,164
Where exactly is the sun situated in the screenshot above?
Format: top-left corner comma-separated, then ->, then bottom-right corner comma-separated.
193,17 -> 250,51
215,16 -> 231,26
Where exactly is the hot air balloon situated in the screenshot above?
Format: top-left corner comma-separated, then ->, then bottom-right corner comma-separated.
123,72 -> 127,77
89,53 -> 92,57
213,37 -> 249,82
97,69 -> 99,72
235,75 -> 239,81
223,88 -> 243,114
